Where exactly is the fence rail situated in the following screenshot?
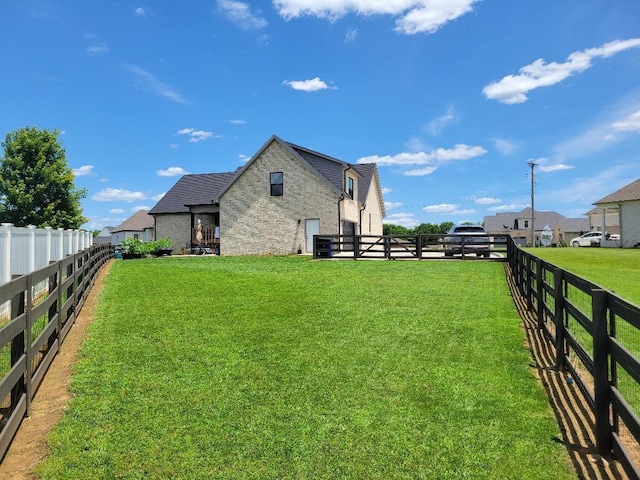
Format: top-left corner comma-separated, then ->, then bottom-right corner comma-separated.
507,238 -> 640,478
0,244 -> 114,461
313,233 -> 508,260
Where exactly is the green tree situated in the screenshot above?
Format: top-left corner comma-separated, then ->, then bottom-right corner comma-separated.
0,127 -> 87,228
383,223 -> 412,235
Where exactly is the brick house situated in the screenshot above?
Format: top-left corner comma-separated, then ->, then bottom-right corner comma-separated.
111,210 -> 154,246
149,136 -> 386,255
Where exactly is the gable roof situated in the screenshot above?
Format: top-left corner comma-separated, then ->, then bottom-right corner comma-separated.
112,210 -> 154,233
483,208 -> 587,233
149,172 -> 237,215
594,178 -> 640,204
149,135 -> 385,217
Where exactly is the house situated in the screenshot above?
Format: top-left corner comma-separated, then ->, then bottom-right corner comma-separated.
111,210 -> 155,246
149,135 -> 386,256
93,226 -> 116,244
483,208 -> 590,246
593,177 -> 640,248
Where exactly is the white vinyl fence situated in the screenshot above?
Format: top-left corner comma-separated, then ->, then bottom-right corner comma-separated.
0,223 -> 93,286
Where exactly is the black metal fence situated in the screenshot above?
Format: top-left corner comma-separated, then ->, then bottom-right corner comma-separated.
507,238 -> 640,478
0,244 -> 114,461
313,233 -> 508,260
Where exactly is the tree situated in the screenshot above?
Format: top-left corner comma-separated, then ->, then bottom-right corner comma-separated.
383,223 -> 412,235
0,127 -> 87,228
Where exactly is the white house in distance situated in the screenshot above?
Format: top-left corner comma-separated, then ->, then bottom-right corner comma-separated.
110,210 -> 154,246
150,135 -> 386,256
593,177 -> 640,248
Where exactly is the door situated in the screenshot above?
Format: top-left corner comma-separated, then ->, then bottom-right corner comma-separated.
305,219 -> 320,254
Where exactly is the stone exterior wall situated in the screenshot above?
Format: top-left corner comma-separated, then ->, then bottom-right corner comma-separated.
360,176 -> 384,235
621,201 -> 640,247
220,140 -> 339,256
155,214 -> 191,253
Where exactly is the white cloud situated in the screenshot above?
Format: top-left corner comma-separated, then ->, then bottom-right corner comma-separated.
612,110 -> 640,133
382,187 -> 392,194
151,193 -> 166,201
491,138 -> 517,156
123,64 -> 189,105
483,38 -> 640,104
283,77 -> 336,92
132,205 -> 151,212
424,105 -> 456,135
488,203 -> 527,212
228,119 -> 247,125
73,165 -> 94,176
358,144 -> 487,166
170,143 -> 179,149
110,208 -> 124,214
135,7 -> 150,17
384,201 -> 403,210
177,128 -> 217,142
157,166 -> 190,177
238,154 -> 251,162
385,212 -> 418,228
345,28 -> 358,43
273,0 -> 479,35
217,0 -> 267,30
404,166 -> 437,176
451,209 -> 475,215
86,42 -> 109,55
92,188 -> 146,202
538,164 -> 573,173
475,197 -> 501,205
424,203 -> 458,213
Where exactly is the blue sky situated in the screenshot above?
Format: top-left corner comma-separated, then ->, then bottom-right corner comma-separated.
2,0 -> 640,230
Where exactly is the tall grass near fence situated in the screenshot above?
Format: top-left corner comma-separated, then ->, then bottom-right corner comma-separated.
38,256 -> 574,479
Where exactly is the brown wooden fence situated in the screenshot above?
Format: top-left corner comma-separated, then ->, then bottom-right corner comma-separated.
507,238 -> 640,478
0,244 -> 114,461
313,233 -> 508,260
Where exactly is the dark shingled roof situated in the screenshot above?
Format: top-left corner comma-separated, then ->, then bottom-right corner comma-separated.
112,210 -> 154,233
595,178 -> 640,204
149,172 -> 237,215
287,142 -> 349,194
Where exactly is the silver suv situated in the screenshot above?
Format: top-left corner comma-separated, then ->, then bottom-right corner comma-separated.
443,225 -> 490,257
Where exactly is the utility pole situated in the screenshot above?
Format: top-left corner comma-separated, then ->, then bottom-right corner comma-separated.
527,160 -> 537,246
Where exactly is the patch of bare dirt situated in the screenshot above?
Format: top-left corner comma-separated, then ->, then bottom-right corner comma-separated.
0,260 -> 114,480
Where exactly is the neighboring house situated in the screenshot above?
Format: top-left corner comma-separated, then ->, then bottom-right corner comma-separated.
150,135 -> 386,256
484,208 -> 590,246
585,207 -> 620,234
111,210 -> 155,246
93,226 -> 115,244
593,177 -> 640,248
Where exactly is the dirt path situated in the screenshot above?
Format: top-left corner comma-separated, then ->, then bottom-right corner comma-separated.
0,260 -> 113,480
0,260 -> 633,479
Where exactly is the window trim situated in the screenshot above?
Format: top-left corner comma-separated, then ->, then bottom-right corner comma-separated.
270,171 -> 283,196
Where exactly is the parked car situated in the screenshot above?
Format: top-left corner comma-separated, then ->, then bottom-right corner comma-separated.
443,225 -> 490,257
570,231 -> 603,247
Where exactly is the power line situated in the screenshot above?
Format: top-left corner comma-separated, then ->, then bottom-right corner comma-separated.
394,189 -> 531,209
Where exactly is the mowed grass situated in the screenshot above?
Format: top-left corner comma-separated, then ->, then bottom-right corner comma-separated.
37,257 -> 574,479
529,247 -> 640,305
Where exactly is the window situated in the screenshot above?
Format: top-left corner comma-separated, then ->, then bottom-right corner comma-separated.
270,172 -> 283,196
347,176 -> 354,198
524,220 -> 529,228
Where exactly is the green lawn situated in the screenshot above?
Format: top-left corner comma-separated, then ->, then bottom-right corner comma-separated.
37,256 -> 574,479
528,247 -> 640,305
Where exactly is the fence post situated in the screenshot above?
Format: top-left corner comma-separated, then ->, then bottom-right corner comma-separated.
1,223 -> 12,285
10,287 -> 26,412
592,288 -> 612,456
554,268 -> 566,371
353,236 -> 359,259
526,255 -> 533,311
417,235 -> 422,260
536,258 -> 544,329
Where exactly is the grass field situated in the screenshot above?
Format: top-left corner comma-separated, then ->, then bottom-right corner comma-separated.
528,247 -> 640,305
37,256 -> 575,479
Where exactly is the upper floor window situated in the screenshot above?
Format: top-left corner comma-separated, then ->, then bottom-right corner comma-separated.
347,176 -> 354,199
524,220 -> 529,228
270,172 -> 283,196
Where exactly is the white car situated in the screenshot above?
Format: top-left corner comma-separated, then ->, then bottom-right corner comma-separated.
570,231 -> 602,247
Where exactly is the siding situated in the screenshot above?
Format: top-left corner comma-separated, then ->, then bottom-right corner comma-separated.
621,201 -> 640,247
220,141 -> 339,256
